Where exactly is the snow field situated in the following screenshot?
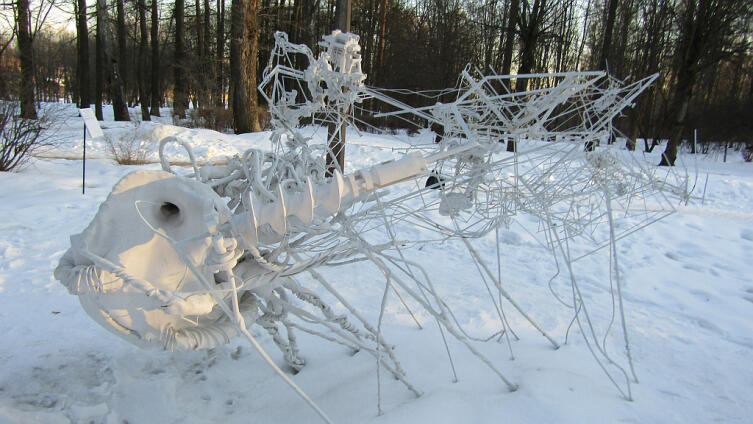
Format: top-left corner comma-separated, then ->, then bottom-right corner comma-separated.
1,106 -> 752,423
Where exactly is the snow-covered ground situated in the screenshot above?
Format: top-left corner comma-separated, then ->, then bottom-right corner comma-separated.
1,105 -> 752,423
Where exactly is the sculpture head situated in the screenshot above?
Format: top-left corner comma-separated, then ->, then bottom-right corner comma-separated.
56,171 -> 236,349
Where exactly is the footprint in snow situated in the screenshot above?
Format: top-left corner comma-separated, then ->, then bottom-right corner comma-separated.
664,251 -> 681,261
684,222 -> 702,231
7,351 -> 115,419
741,229 -> 753,242
743,288 -> 753,304
682,263 -> 705,273
693,317 -> 723,334
689,289 -> 711,302
498,230 -> 523,246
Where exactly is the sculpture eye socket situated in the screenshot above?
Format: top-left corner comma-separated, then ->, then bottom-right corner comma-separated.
159,202 -> 181,223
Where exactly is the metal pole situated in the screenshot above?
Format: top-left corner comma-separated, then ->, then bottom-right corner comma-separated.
82,125 -> 86,195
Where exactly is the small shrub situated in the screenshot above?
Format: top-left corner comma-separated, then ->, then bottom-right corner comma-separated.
0,100 -> 55,172
106,122 -> 150,165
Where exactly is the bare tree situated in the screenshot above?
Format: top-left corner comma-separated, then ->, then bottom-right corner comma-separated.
506,0 -> 547,152
116,0 -> 126,92
596,0 -> 618,70
230,0 -> 261,133
111,0 -> 129,120
94,0 -> 104,119
173,0 -> 188,118
515,0 -> 546,92
138,0 -> 149,120
75,0 -> 90,107
194,0 -> 205,106
500,0 -> 520,78
16,0 -> 37,118
0,14 -> 16,98
149,0 -> 160,115
376,0 -> 387,83
659,0 -> 752,165
624,0 -> 673,151
203,0 -> 211,101
215,0 -> 225,106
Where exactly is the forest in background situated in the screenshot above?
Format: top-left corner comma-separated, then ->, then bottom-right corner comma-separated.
1,0 -> 751,165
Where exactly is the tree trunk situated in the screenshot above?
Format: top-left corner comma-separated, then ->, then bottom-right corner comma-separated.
276,0 -> 284,38
481,0 -> 496,70
195,0 -> 204,62
588,0 -> 615,152
109,67 -> 131,121
500,0 -> 519,78
116,0 -> 128,99
216,0 -> 225,106
112,0 -> 130,121
614,0 -> 633,76
0,36 -> 10,99
230,0 -> 261,133
95,0 -> 105,120
508,0 -> 543,152
305,0 -> 318,49
377,0 -> 387,84
76,0 -> 90,108
659,0 -> 700,166
335,0 -> 351,32
0,39 -> 9,99
138,0 -> 151,121
173,0 -> 188,118
150,0 -> 161,116
195,0 -> 206,106
598,0 -> 619,71
514,0 -> 543,92
203,0 -> 211,59
204,0 -> 212,103
290,0 -> 300,44
16,0 -> 36,119
659,72 -> 694,166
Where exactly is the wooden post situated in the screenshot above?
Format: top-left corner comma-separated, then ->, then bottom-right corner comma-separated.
336,0 -> 351,32
326,0 -> 351,176
80,108 -> 103,194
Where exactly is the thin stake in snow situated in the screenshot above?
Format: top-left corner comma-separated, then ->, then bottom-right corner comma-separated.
79,108 -> 103,194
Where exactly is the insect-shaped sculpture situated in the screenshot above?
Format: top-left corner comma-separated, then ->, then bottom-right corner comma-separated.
55,31 -> 690,423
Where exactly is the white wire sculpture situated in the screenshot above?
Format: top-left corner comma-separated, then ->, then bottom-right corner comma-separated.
55,31 -> 691,423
